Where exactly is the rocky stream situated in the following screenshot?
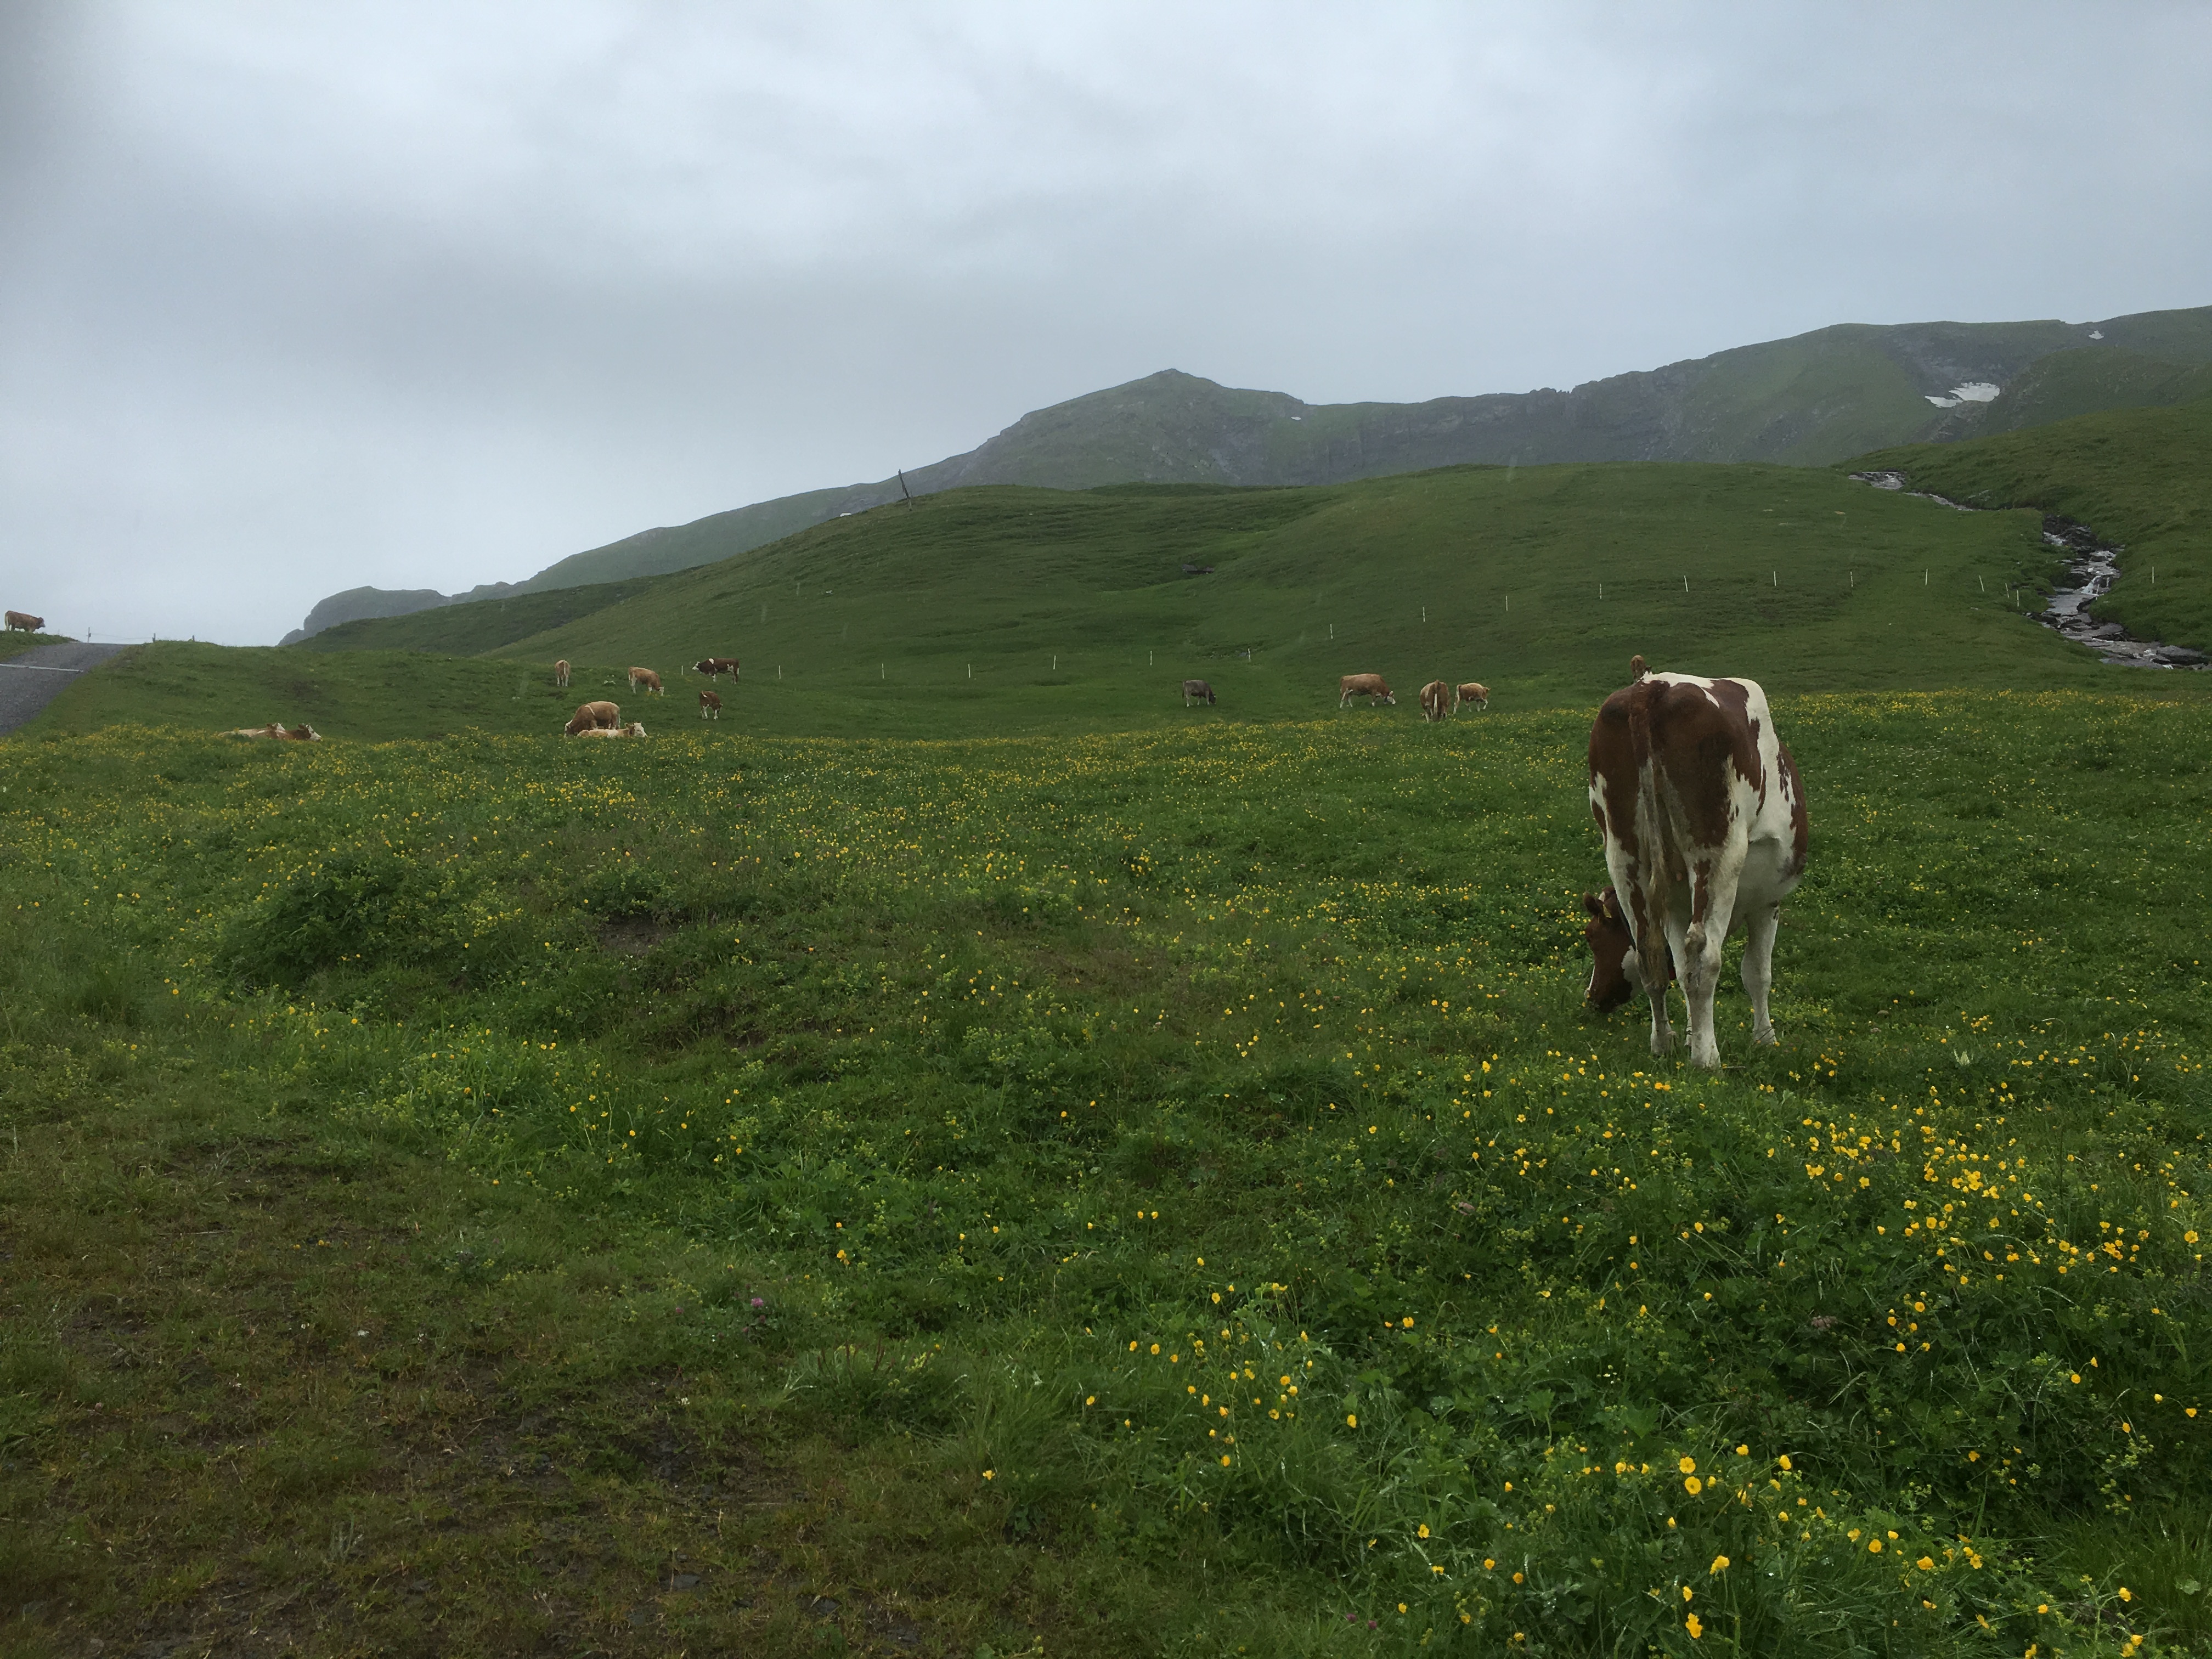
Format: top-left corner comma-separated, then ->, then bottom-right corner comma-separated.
1849,470 -> 2205,669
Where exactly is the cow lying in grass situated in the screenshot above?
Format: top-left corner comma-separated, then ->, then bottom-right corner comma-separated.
226,723 -> 320,741
574,721 -> 647,739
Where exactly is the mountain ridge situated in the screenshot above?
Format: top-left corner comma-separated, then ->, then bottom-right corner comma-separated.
284,302 -> 2212,641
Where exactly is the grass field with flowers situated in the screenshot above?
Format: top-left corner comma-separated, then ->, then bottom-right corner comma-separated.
3,691 -> 2209,1656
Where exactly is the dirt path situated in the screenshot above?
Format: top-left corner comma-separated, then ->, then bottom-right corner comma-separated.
0,642 -> 132,735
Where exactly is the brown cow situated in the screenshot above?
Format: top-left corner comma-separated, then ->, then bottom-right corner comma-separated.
629,667 -> 663,696
564,700 -> 620,736
1584,670 -> 1808,1068
1181,679 -> 1216,706
1453,682 -> 1489,713
699,689 -> 722,720
4,611 -> 44,633
1419,680 -> 1449,721
1629,654 -> 1650,680
692,657 -> 740,679
1338,673 -> 1395,708
227,723 -> 320,741
554,659 -> 571,688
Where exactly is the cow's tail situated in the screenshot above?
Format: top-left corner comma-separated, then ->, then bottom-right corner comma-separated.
1626,679 -> 1683,963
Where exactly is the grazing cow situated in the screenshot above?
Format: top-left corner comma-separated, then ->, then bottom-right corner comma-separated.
1453,682 -> 1489,713
554,659 -> 571,689
699,689 -> 722,719
692,657 -> 740,679
227,723 -> 320,741
1419,680 -> 1449,721
564,700 -> 621,736
1338,673 -> 1396,708
4,611 -> 43,633
629,667 -> 663,696
1182,679 -> 1216,706
1584,671 -> 1808,1068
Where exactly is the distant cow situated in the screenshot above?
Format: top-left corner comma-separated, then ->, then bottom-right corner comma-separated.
1629,654 -> 1650,680
564,700 -> 621,736
692,657 -> 740,679
699,689 -> 722,719
554,659 -> 571,689
629,667 -> 663,696
1419,680 -> 1449,721
1182,679 -> 1216,706
1338,674 -> 1395,708
227,723 -> 320,741
4,611 -> 44,633
1453,682 -> 1489,713
1584,670 -> 1808,1068
575,721 -> 647,739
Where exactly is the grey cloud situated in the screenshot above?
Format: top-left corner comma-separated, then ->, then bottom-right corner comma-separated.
3,1 -> 2208,644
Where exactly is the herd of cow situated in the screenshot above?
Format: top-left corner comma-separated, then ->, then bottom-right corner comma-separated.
1179,673 -> 1490,714
195,642 -> 1800,1073
555,655 -> 741,738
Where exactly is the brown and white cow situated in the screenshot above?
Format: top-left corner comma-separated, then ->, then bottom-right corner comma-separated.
1453,682 -> 1489,713
227,722 -> 321,741
1419,680 -> 1449,721
1338,673 -> 1395,708
5,611 -> 45,633
1584,670 -> 1808,1068
699,689 -> 722,719
629,667 -> 663,696
564,700 -> 620,736
692,657 -> 740,679
1182,679 -> 1216,706
554,659 -> 571,688
577,721 -> 647,740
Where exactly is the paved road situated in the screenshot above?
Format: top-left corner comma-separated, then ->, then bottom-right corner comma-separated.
0,642 -> 132,735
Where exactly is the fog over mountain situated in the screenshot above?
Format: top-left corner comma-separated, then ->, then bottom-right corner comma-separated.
5,2 -> 2210,644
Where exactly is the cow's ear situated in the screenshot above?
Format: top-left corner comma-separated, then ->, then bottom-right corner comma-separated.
1582,891 -> 1604,918
1601,889 -> 1620,921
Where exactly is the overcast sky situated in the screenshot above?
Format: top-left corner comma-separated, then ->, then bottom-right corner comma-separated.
4,2 -> 2207,645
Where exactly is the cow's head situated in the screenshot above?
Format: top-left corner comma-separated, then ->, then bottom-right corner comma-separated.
1582,887 -> 1660,1011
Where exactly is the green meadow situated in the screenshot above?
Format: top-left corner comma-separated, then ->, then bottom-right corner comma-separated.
4,693 -> 2209,1657
8,419 -> 2212,1655
30,455 -> 2159,746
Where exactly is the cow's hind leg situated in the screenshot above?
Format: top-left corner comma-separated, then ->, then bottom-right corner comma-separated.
1740,904 -> 1781,1046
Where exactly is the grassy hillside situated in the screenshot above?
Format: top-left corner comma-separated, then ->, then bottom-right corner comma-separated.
1852,392 -> 2212,653
1970,346 -> 2212,437
23,642 -> 590,741
42,460 -> 2200,742
289,305 -> 2212,634
511,485 -> 884,593
486,462 -> 2160,730
295,575 -> 673,654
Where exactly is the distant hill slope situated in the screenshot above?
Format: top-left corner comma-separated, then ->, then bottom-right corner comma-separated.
48,457 -> 2188,741
292,302 -> 2212,641
1850,388 -> 2212,654
293,576 -> 672,655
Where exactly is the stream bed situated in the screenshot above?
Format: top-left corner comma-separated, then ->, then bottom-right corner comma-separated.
1850,470 -> 2205,669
